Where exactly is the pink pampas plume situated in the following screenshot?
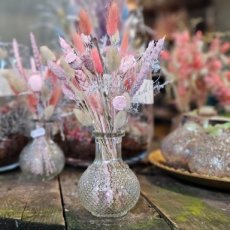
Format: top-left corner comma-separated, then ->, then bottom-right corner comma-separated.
106,2 -> 119,36
91,48 -> 103,74
79,10 -> 92,36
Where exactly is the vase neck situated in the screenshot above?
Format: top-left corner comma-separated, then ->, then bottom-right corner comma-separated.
32,120 -> 54,139
94,133 -> 124,162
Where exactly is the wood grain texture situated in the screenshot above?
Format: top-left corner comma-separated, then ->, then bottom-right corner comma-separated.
139,170 -> 230,230
59,168 -> 170,230
0,170 -> 65,230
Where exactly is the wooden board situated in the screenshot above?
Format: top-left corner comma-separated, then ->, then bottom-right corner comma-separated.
139,171 -> 230,230
0,170 -> 65,230
0,166 -> 230,229
59,168 -> 170,230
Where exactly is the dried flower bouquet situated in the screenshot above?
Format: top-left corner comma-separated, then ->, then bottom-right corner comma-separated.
161,30 -> 230,112
48,1 -> 165,217
49,2 -> 164,137
4,34 -> 66,179
8,33 -> 63,122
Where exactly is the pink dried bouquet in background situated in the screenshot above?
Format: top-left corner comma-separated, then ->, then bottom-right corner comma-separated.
7,33 -> 63,121
161,30 -> 230,112
49,2 -> 164,135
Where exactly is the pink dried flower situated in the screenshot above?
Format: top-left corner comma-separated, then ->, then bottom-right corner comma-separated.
106,2 -> 119,36
49,86 -> 62,106
120,32 -> 129,56
79,10 -> 92,35
210,59 -> 222,71
221,42 -> 230,53
48,61 -> 68,80
62,84 -> 75,100
12,39 -> 26,79
160,50 -> 170,60
119,55 -> 136,74
124,76 -> 135,91
65,50 -> 77,64
81,54 -> 95,73
112,96 -> 127,110
28,74 -> 43,92
59,37 -> 72,53
91,48 -> 103,74
72,33 -> 85,54
75,70 -> 89,90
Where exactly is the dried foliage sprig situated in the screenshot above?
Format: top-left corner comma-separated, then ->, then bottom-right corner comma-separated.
49,2 -> 164,135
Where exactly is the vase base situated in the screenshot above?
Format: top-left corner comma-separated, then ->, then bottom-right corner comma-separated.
90,211 -> 128,218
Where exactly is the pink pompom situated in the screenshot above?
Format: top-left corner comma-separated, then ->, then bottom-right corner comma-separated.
112,96 -> 127,111
28,74 -> 43,92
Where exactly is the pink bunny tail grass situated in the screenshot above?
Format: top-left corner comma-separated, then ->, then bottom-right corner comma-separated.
72,33 -> 85,54
59,37 -> 72,53
48,61 -> 68,80
49,86 -> 62,106
106,2 -> 119,36
120,31 -> 129,56
79,10 -> 92,36
30,32 -> 42,71
12,39 -> 26,79
91,48 -> 103,74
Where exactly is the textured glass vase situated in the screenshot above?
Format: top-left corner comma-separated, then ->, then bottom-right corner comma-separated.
19,120 -> 65,180
78,132 -> 140,217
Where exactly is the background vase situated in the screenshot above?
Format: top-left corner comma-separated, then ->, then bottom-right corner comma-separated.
19,120 -> 65,180
78,132 -> 140,217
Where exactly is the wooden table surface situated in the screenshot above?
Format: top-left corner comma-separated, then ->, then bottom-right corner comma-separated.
0,164 -> 229,230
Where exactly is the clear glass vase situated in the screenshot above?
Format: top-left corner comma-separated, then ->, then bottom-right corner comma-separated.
19,120 -> 65,180
78,132 -> 140,217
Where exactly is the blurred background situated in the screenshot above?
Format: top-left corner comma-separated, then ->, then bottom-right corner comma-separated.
0,0 -> 229,43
